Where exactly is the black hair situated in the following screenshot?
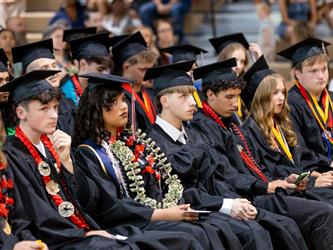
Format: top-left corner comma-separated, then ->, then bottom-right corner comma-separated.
73,85 -> 124,147
201,78 -> 246,98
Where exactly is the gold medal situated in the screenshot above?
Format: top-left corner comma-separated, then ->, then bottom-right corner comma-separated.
38,161 -> 51,176
45,180 -> 60,195
1,218 -> 11,235
58,201 -> 75,218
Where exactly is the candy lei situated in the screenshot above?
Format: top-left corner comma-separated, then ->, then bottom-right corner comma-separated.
109,129 -> 183,208
15,126 -> 89,230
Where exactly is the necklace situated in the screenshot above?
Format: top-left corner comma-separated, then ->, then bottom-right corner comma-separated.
109,129 -> 183,208
15,126 -> 89,230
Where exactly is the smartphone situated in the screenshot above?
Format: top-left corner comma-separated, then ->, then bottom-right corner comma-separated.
295,171 -> 310,185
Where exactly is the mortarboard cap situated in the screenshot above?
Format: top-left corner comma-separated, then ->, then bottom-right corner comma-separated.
144,60 -> 194,94
69,32 -> 110,60
209,33 -> 249,54
0,49 -> 8,72
12,39 -> 54,70
193,58 -> 238,82
63,27 -> 97,42
0,70 -> 60,104
111,31 -> 147,66
242,55 -> 275,109
160,44 -> 208,63
277,37 -> 330,67
109,34 -> 130,47
79,72 -> 135,91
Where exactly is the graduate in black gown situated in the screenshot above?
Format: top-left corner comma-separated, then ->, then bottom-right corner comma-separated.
72,72 -> 244,250
159,44 -> 207,107
11,39 -> 77,136
3,70 -> 201,250
60,27 -> 97,106
189,58 -> 333,249
0,116 -> 49,250
112,32 -> 158,132
144,61 -> 309,250
242,55 -> 333,190
277,38 -> 333,165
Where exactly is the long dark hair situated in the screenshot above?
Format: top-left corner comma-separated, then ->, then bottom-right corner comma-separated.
73,85 -> 124,146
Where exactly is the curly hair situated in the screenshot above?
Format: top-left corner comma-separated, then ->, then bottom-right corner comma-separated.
250,73 -> 297,149
202,78 -> 246,98
73,85 -> 124,146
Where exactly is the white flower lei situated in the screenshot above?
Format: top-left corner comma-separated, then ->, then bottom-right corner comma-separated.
109,129 -> 183,208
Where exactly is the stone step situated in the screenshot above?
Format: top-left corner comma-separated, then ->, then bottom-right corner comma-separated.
26,0 -> 60,12
22,11 -> 53,33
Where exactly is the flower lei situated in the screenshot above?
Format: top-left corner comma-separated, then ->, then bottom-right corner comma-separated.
0,174 -> 14,219
15,126 -> 90,230
109,129 -> 183,208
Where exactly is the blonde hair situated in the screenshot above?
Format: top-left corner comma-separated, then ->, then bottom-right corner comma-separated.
250,73 -> 297,149
218,43 -> 248,68
295,53 -> 329,72
155,85 -> 195,111
124,49 -> 158,66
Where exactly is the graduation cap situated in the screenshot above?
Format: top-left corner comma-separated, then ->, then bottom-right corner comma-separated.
111,31 -> 147,66
277,37 -> 330,67
193,58 -> 238,82
69,32 -> 110,60
79,72 -> 135,91
63,27 -> 97,42
109,34 -> 129,47
242,55 -> 275,109
144,60 -> 195,94
0,70 -> 60,104
160,44 -> 208,63
12,39 -> 54,70
209,33 -> 249,54
0,49 -> 8,72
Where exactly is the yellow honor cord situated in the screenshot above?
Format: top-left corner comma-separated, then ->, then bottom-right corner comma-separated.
237,96 -> 243,118
311,94 -> 329,123
193,90 -> 202,108
272,125 -> 293,161
35,240 -> 45,250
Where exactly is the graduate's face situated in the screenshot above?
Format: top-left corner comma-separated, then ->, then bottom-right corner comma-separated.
26,58 -> 60,88
103,93 -> 128,131
271,78 -> 286,114
123,62 -> 154,85
295,61 -> 329,96
0,71 -> 10,102
207,88 -> 241,117
162,92 -> 196,121
17,99 -> 59,135
230,49 -> 246,76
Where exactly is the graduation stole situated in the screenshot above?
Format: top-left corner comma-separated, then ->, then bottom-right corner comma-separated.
202,101 -> 269,183
295,80 -> 333,145
272,123 -> 293,162
15,127 -> 90,231
122,83 -> 156,125
71,74 -> 83,101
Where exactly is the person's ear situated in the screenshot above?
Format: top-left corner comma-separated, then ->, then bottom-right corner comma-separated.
160,95 -> 169,109
79,59 -> 88,71
206,89 -> 215,100
16,105 -> 27,121
122,62 -> 130,73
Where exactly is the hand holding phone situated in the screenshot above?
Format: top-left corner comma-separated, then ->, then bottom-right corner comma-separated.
295,171 -> 310,186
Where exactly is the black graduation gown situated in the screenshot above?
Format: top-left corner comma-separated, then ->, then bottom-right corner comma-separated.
190,110 -> 333,249
0,228 -> 17,250
147,123 -> 311,250
124,90 -> 155,132
288,85 -> 333,166
57,93 -> 77,137
4,136 -> 201,250
74,142 -> 232,250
